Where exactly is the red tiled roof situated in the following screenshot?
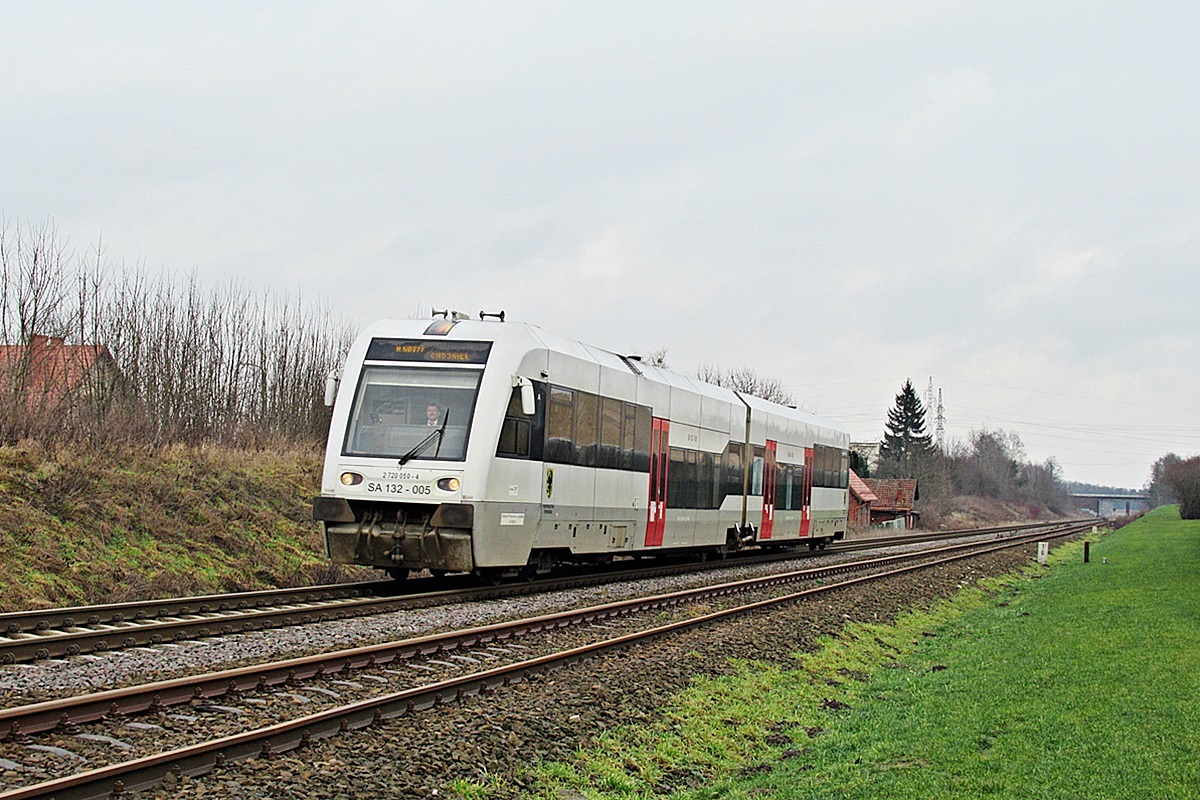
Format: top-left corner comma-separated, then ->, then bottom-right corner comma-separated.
861,478 -> 918,511
0,335 -> 110,407
849,470 -> 878,503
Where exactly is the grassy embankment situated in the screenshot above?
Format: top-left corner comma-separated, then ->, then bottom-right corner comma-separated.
0,443 -> 361,612
464,506 -> 1199,799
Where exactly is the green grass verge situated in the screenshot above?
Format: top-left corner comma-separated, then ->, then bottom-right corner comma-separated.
458,507 -> 1199,799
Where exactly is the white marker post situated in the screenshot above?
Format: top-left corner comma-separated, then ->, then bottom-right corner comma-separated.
1037,541 -> 1049,564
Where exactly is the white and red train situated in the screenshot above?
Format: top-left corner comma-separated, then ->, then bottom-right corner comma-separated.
313,314 -> 850,580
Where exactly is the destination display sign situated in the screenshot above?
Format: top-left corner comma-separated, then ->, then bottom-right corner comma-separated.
365,338 -> 492,364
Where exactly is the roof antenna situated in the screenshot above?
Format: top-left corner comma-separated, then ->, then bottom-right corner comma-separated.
432,308 -> 449,319
479,310 -> 505,322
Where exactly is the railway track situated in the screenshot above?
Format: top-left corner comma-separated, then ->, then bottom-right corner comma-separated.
0,521 -> 1093,800
0,581 -> 397,665
0,521 -> 1077,665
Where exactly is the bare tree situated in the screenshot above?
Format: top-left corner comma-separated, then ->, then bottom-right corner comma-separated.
696,364 -> 796,407
641,346 -> 669,369
0,216 -> 355,448
1019,457 -> 1069,512
951,428 -> 1024,499
0,216 -> 69,345
1162,456 -> 1200,519
1145,453 -> 1183,508
0,218 -> 75,442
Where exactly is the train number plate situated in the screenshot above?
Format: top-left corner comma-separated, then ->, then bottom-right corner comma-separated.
366,482 -> 434,496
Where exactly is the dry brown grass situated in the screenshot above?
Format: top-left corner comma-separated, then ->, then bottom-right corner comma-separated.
0,441 -> 369,612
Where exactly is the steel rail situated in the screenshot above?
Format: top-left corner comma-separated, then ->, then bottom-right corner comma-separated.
834,519 -> 1089,551
0,523 -> 1088,742
0,581 -> 397,637
0,522 -> 1093,800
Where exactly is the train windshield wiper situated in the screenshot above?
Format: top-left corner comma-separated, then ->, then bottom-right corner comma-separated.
397,410 -> 450,466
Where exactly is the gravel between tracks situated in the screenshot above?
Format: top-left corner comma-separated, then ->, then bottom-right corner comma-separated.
0,536 -> 1002,705
140,544 -> 1037,800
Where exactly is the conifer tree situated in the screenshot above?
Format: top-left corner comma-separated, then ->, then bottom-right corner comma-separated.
878,379 -> 933,475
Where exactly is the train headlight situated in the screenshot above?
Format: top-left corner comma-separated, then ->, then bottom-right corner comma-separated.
437,477 -> 461,492
340,472 -> 364,486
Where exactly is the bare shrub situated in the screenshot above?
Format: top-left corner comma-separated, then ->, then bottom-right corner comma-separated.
1,217 -> 354,448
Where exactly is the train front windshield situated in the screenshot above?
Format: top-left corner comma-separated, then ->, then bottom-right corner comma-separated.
342,366 -> 482,461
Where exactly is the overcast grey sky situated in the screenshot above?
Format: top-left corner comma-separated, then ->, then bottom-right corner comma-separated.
4,2 -> 1198,489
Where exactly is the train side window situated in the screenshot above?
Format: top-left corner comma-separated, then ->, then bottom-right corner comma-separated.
496,387 -> 531,458
620,402 -> 637,469
546,386 -> 574,464
598,396 -> 622,469
751,446 -> 764,496
826,446 -> 840,488
721,442 -> 743,503
633,405 -> 652,472
840,449 -> 850,489
667,447 -> 695,509
782,465 -> 794,510
698,451 -> 717,510
712,451 -> 723,509
573,391 -> 599,466
686,449 -> 699,508
666,447 -> 682,508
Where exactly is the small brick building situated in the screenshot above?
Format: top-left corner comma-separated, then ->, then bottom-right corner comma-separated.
0,335 -> 124,427
848,470 -> 877,529
862,477 -> 920,529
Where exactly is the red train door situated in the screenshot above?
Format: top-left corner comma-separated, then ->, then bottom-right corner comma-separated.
800,446 -> 814,537
761,440 -> 777,539
645,417 -> 670,547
